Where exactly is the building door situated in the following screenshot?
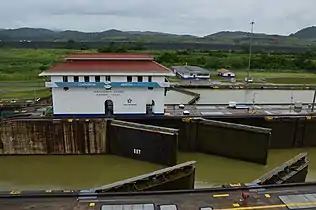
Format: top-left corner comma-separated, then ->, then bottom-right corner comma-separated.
104,100 -> 114,115
146,101 -> 155,114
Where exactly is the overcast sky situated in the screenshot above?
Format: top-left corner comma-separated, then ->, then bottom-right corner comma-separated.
0,0 -> 315,36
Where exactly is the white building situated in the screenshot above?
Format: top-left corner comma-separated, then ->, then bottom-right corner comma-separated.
39,53 -> 175,117
172,66 -> 210,79
217,69 -> 236,78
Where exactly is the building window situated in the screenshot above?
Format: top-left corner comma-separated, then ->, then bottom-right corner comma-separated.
74,76 -> 79,82
95,76 -> 100,82
105,76 -> 111,82
137,76 -> 143,82
84,76 -> 89,82
127,76 -> 132,82
62,76 -> 68,82
148,76 -> 152,82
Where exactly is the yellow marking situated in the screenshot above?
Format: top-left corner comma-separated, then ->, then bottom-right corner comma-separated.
216,201 -> 316,210
229,183 -> 242,187
264,194 -> 271,198
63,190 -> 73,193
45,190 -> 52,193
233,203 -> 240,207
306,116 -> 312,120
213,86 -> 219,89
67,119 -> 73,122
10,191 -> 20,195
264,116 -> 273,121
213,194 -> 230,198
89,202 -> 96,207
182,118 -> 191,123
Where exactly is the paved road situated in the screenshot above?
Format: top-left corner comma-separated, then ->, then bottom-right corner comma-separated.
1,183 -> 316,209
164,104 -> 314,117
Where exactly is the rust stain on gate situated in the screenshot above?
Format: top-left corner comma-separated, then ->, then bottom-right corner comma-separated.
0,119 -> 107,155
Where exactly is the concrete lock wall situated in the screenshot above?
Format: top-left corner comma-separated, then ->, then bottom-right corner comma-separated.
189,118 -> 271,165
0,119 -> 107,155
106,120 -> 178,166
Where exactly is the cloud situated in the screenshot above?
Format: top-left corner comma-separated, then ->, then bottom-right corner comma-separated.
0,0 -> 315,36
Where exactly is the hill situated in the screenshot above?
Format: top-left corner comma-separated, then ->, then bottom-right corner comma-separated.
0,26 -> 315,46
290,26 -> 316,40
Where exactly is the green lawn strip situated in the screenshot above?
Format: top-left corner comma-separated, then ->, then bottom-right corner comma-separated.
1,89 -> 51,99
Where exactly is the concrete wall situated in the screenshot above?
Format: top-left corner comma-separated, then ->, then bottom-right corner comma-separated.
0,119 -> 106,155
51,76 -> 166,83
106,120 -> 178,166
52,87 -> 165,116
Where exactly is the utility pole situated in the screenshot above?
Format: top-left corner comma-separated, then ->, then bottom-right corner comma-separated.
312,89 -> 316,112
290,91 -> 294,113
247,21 -> 255,83
252,92 -> 257,110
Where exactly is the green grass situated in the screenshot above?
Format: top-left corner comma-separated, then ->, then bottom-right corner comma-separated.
1,48 -> 316,99
1,89 -> 50,100
265,77 -> 316,84
235,71 -> 316,79
0,48 -> 73,81
235,71 -> 316,84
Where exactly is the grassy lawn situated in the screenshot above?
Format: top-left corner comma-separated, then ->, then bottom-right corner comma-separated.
0,48 -> 71,99
265,77 -> 316,84
0,48 -> 73,81
234,71 -> 316,79
1,48 -> 316,99
235,72 -> 316,84
1,89 -> 51,100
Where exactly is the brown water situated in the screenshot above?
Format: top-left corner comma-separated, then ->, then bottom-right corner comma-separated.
1,148 -> 315,191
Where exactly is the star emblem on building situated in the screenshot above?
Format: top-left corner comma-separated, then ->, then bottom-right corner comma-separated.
127,98 -> 132,104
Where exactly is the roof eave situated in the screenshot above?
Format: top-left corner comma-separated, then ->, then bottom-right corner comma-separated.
65,58 -> 153,61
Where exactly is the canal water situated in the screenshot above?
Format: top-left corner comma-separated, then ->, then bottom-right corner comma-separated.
1,148 -> 315,191
165,89 -> 316,104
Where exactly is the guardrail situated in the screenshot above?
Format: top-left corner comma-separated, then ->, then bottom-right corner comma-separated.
1,182 -> 316,199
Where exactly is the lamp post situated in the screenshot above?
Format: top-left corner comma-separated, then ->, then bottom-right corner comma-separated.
290,91 -> 294,113
247,21 -> 255,83
312,89 -> 316,112
252,92 -> 257,111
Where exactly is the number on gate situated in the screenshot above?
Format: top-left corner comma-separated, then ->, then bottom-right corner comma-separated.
133,149 -> 141,155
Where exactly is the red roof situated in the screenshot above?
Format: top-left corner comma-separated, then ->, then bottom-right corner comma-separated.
47,60 -> 171,73
217,68 -> 233,73
65,53 -> 153,60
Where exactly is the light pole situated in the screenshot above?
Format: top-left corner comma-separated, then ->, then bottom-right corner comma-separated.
290,91 -> 294,112
247,21 -> 255,83
312,89 -> 316,112
252,92 -> 257,110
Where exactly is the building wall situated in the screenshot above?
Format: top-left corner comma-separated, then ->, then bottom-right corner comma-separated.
51,76 -> 165,83
175,71 -> 210,79
52,86 -> 165,116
